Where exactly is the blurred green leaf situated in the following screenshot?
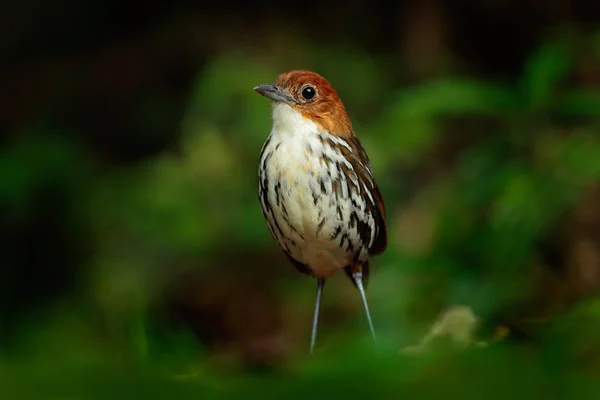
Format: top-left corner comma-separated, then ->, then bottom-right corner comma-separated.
521,41 -> 571,108
0,132 -> 90,219
391,78 -> 518,118
552,133 -> 600,181
491,168 -> 543,234
558,89 -> 600,117
376,78 -> 518,164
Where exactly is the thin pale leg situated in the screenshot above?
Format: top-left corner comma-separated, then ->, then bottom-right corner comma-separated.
310,278 -> 326,355
353,271 -> 379,352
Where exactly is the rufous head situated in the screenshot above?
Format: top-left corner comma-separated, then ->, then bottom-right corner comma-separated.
254,70 -> 353,136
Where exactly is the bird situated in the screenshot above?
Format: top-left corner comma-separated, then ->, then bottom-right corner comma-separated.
254,70 -> 387,354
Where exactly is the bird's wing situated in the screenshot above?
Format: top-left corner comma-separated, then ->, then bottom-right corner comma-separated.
341,135 -> 388,256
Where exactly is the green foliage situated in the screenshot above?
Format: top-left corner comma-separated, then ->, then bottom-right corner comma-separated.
521,40 -> 571,109
4,31 -> 600,398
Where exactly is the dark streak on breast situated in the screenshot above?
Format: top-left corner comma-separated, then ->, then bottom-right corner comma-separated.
280,198 -> 287,215
289,223 -> 304,240
332,178 -> 342,198
316,217 -> 326,236
319,178 -> 327,194
274,181 -> 281,206
279,208 -> 304,241
306,142 -> 313,155
346,238 -> 354,253
349,212 -> 357,228
320,154 -> 328,168
331,225 -> 341,240
339,232 -> 349,249
270,213 -> 285,242
260,185 -> 270,214
261,150 -> 273,173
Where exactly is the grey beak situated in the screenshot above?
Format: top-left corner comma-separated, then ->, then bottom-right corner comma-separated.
254,84 -> 296,105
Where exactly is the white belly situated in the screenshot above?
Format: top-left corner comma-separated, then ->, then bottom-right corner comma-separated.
276,149 -> 348,275
258,129 -> 370,278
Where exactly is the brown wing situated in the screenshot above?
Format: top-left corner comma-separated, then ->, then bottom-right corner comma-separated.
342,135 -> 388,256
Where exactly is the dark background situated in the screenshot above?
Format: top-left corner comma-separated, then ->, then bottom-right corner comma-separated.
2,0 -> 600,397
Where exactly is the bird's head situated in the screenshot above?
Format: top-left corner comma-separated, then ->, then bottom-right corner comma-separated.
254,70 -> 353,136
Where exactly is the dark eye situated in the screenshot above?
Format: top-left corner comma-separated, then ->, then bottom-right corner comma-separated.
301,86 -> 316,100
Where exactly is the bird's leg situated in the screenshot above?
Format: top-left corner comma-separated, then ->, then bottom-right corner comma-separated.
310,278 -> 326,355
352,270 -> 379,352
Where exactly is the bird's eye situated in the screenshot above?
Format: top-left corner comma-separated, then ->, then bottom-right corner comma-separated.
301,86 -> 316,101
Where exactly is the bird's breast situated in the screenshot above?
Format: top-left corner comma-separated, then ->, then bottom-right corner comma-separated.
267,136 -> 327,235
259,128 -> 375,277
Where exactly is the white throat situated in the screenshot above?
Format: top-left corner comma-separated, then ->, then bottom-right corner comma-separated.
271,102 -> 319,138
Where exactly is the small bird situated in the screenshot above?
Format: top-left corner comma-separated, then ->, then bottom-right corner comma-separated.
254,70 -> 387,354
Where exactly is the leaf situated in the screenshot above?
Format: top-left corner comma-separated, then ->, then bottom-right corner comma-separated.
556,89 -> 600,117
521,41 -> 571,108
552,133 -> 600,181
390,78 -> 518,118
491,169 -> 547,235
377,79 -> 517,164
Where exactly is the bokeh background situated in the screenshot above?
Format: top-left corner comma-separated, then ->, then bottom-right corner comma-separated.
3,0 -> 600,398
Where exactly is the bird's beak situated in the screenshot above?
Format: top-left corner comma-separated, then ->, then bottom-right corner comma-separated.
254,84 -> 296,105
